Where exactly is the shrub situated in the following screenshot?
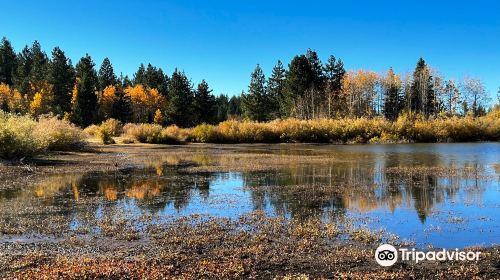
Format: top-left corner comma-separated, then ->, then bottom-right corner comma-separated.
0,112 -> 86,160
123,123 -> 183,144
33,116 -> 87,150
190,124 -> 220,143
83,124 -> 100,137
97,119 -> 123,144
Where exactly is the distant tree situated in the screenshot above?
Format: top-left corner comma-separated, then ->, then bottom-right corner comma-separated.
28,41 -> 49,98
0,37 -> 17,86
284,55 -> 313,118
72,54 -> 98,127
48,47 -> 75,116
382,68 -> 402,120
267,60 -> 286,119
460,76 -> 489,117
98,57 -> 117,90
228,95 -> 242,118
323,55 -> 345,117
242,64 -> 270,121
144,63 -> 169,96
111,85 -> 133,123
443,80 -> 461,115
124,85 -> 164,123
14,45 -> 33,95
215,94 -> 229,122
194,80 -> 217,124
120,74 -> 133,88
13,41 -> 48,99
166,69 -> 194,127
133,64 -> 146,85
410,58 -> 435,117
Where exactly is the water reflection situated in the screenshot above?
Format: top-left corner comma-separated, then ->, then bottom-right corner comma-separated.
0,143 -> 498,248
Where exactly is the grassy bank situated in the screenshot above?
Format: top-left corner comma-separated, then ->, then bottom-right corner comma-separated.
0,112 -> 86,160
119,110 -> 499,144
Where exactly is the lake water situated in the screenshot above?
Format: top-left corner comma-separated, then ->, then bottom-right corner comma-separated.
1,143 -> 499,248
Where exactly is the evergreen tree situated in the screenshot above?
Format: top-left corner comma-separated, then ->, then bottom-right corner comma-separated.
121,74 -> 133,88
324,55 -> 345,117
267,60 -> 286,119
48,47 -> 75,116
228,95 -> 242,117
242,64 -> 269,121
215,94 -> 229,123
284,55 -> 313,117
72,54 -> 98,127
98,57 -> 117,90
383,68 -> 401,120
144,63 -> 169,96
0,37 -> 17,86
14,45 -> 33,95
111,85 -> 133,123
194,80 -> 217,124
306,49 -> 325,90
410,58 -> 435,117
166,69 -> 194,127
133,63 -> 146,85
29,41 -> 49,96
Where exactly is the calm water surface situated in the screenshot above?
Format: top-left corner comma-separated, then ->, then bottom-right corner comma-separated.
1,143 -> 499,248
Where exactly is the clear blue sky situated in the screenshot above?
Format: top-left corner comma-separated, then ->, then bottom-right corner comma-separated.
1,0 -> 499,99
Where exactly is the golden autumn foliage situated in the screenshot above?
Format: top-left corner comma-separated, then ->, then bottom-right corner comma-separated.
125,85 -> 165,123
29,81 -> 54,116
0,83 -> 28,113
153,109 -> 164,124
99,85 -> 117,119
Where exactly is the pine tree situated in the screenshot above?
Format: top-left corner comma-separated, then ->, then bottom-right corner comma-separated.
111,85 -> 133,123
324,55 -> 345,117
98,57 -> 117,90
242,64 -> 269,122
72,54 -> 98,127
267,60 -> 285,119
0,37 -> 17,86
144,64 -> 169,96
166,69 -> 194,127
383,68 -> 401,120
29,41 -> 49,97
410,58 -> 435,117
194,80 -> 217,124
14,45 -> 33,96
215,94 -> 229,123
48,47 -> 75,116
306,49 -> 325,90
121,74 -> 133,88
228,95 -> 241,117
284,55 -> 313,118
133,64 -> 146,85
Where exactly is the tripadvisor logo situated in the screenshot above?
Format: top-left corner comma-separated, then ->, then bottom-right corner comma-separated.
375,244 -> 398,266
374,244 -> 481,267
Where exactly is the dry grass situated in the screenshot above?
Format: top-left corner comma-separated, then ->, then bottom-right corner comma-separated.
0,112 -> 86,159
113,108 -> 500,144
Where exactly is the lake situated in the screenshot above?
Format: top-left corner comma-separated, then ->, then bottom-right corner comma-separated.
1,143 -> 498,249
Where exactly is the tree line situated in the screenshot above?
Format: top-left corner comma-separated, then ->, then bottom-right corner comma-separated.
0,38 -> 241,127
242,49 -> 494,122
0,37 -> 496,129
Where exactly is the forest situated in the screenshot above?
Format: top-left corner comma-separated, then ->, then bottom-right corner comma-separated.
0,37 -> 499,158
